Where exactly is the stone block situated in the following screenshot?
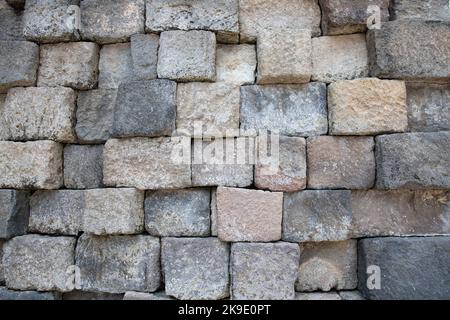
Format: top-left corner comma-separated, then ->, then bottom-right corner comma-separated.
295,292 -> 342,300
391,0 -> 450,21
123,291 -> 173,300
62,291 -> 123,300
0,2 -> 25,41
339,291 -> 365,300
0,240 -> 4,283
5,0 -> 24,10
0,287 -> 60,300
216,44 -> 256,85
0,190 -> 29,239
130,33 -> 159,81
98,43 -> 133,89
64,145 -> 103,189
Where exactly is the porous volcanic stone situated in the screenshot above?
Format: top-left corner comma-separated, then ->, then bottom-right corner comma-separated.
0,2 -> 25,41
390,0 -> 450,21
98,43 -> 133,89
0,190 -> 30,239
130,33 -> 159,80
216,44 -> 256,85
64,145 -> 103,189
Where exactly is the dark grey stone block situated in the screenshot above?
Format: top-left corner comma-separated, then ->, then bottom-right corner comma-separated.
0,190 -> 30,239
64,144 -> 103,189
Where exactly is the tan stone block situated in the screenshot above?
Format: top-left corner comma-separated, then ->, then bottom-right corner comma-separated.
216,44 -> 256,85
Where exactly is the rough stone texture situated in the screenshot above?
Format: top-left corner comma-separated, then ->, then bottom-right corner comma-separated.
240,83 -> 328,136
257,30 -> 311,84
283,190 -> 352,242
83,188 -> 144,235
358,236 -> 450,300
0,1 -> 25,41
98,43 -> 133,89
123,291 -> 173,300
0,40 -> 39,93
113,80 -> 176,138
296,241 -> 357,292
176,83 -> 240,137
239,0 -> 321,42
368,20 -> 450,82
162,237 -> 229,300
38,42 -> 99,90
312,34 -> 369,83
0,87 -> 76,142
216,44 -> 256,85
130,33 -> 159,81
0,190 -> 30,239
0,141 -> 63,189
391,0 -> 450,21
339,291 -> 365,300
157,31 -> 216,82
211,189 -> 218,236
406,83 -> 450,132
146,0 -> 239,43
145,189 -> 210,237
75,89 -> 116,143
255,136 -> 307,192
307,136 -> 375,189
191,138 -> 254,187
23,0 -> 79,43
76,234 -> 160,293
80,0 -> 145,44
103,137 -> 191,190
64,145 -> 103,189
231,242 -> 300,300
351,190 -> 450,237
320,0 -> 391,35
216,187 -> 283,242
0,240 -> 4,283
3,234 -> 75,292
328,78 -> 408,135
5,0 -> 24,10
295,292 -> 342,300
376,132 -> 450,189
0,287 -> 60,300
29,190 -> 84,236
62,291 -> 123,300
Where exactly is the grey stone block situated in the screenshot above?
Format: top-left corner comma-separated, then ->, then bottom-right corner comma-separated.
391,0 -> 450,21
0,240 -> 4,283
130,33 -> 158,81
0,190 -> 29,239
62,291 -> 123,300
123,291 -> 173,300
339,291 -> 365,300
0,287 -> 60,300
295,292 -> 342,300
0,2 -> 25,40
98,43 -> 133,89
64,145 -> 103,189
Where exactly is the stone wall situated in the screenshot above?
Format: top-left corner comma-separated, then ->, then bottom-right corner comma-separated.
0,0 -> 449,300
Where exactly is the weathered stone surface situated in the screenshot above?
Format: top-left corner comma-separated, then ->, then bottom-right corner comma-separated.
257,29 -> 311,84
0,287 -> 60,300
391,0 -> 450,21
211,189 -> 218,236
75,89 -> 116,143
29,190 -> 84,236
240,83 -> 328,136
406,83 -> 450,132
283,190 -> 352,242
216,44 -> 256,85
239,0 -> 321,42
255,136 -> 307,192
217,187 -> 283,242
0,87 -> 76,142
0,1 -> 24,41
0,240 -> 4,283
176,83 -> 240,137
368,20 -> 450,82
312,34 -> 369,83
358,236 -> 450,300
191,138 -> 254,187
157,31 -> 216,82
0,41 -> 39,93
352,190 -> 450,237
98,43 -> 133,89
83,188 -> 144,235
328,78 -> 408,135
80,0 -> 145,44
296,240 -> 357,292
103,137 -> 191,190
145,189 -> 210,237
130,33 -> 159,81
123,291 -> 173,300
162,237 -> 229,300
64,145 -> 103,189
146,0 -> 239,43
5,0 -> 24,10
76,234 -> 160,293
307,136 -> 375,189
231,242 -> 300,300
295,292 -> 342,300
62,291 -> 123,300
376,132 -> 450,189
320,0 -> 391,35
38,42 -> 99,90
3,234 -> 75,292
113,80 -> 176,138
0,141 -> 63,189
339,291 -> 365,300
0,190 -> 29,239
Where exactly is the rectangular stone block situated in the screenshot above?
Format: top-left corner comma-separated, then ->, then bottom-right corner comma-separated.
0,40 -> 39,93
240,83 -> 327,136
64,144 -> 103,189
1,87 -> 76,142
283,190 -> 352,242
231,242 -> 300,300
98,43 -> 133,89
217,187 -> 283,242
75,234 -> 160,293
307,136 -> 375,189
0,2 -> 25,41
123,291 -> 173,300
38,42 -> 99,90
296,240 -> 357,292
145,189 -> 211,237
3,234 -> 75,292
216,44 -> 256,85
0,190 -> 29,239
376,132 -> 450,189
358,237 -> 450,299
312,34 -> 369,83
103,137 -> 191,190
295,292 -> 342,300
130,33 -> 159,81
368,20 -> 450,82
0,140 -> 63,189
328,78 -> 408,135
157,31 -> 216,82
0,287 -> 60,300
62,291 -> 123,300
391,0 -> 450,21
162,237 -> 229,300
